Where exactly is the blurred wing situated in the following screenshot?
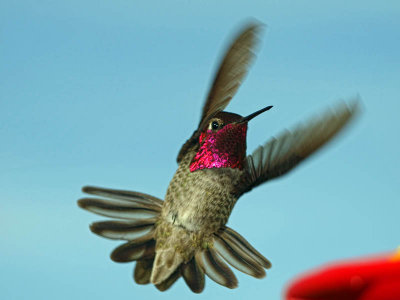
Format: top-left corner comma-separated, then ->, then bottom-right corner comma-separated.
177,22 -> 263,162
200,22 -> 262,127
239,101 -> 360,195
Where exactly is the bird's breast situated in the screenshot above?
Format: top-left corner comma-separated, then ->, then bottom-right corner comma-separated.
162,155 -> 243,233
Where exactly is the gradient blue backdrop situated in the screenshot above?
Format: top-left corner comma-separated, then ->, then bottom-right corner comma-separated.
1,1 -> 399,299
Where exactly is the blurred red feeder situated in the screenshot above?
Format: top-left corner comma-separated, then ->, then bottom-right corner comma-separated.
285,248 -> 400,300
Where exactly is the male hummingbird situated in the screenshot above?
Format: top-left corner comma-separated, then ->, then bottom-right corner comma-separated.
78,23 -> 358,293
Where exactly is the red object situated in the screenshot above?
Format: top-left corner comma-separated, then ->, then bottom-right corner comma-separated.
285,249 -> 400,300
190,123 -> 247,172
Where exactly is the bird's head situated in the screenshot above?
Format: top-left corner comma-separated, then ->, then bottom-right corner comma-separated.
190,106 -> 272,172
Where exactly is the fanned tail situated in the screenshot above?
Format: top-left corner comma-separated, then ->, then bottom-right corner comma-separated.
151,235 -> 207,293
191,226 -> 271,290
78,186 -> 187,291
78,187 -> 161,284
78,186 -> 270,292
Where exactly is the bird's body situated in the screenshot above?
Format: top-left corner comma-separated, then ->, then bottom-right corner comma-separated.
78,22 -> 359,293
162,150 -> 242,235
153,154 -> 243,283
151,111 -> 251,286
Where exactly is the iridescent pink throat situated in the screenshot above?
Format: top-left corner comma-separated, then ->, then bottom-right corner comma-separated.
189,123 -> 247,172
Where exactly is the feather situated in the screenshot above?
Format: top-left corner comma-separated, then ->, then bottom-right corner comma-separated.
195,248 -> 238,289
177,22 -> 263,162
151,247 -> 183,285
200,22 -> 262,127
78,197 -> 159,219
155,269 -> 181,291
213,234 -> 266,278
82,186 -> 163,207
111,238 -> 155,263
90,218 -> 156,240
134,259 -> 154,285
181,258 -> 205,293
241,100 -> 360,194
222,227 -> 271,269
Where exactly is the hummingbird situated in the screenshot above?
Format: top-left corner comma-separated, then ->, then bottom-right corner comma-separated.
78,23 -> 359,293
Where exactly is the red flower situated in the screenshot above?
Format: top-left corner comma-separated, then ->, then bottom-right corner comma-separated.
285,248 -> 400,300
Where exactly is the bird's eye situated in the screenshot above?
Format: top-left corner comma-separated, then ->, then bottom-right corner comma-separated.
211,121 -> 220,130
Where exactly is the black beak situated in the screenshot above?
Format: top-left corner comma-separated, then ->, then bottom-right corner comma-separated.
238,105 -> 273,123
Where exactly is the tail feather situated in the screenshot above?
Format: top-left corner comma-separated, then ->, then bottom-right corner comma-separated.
181,258 -> 205,293
195,248 -> 238,289
82,186 -> 164,207
150,247 -> 183,285
222,227 -> 271,269
134,258 -> 153,285
111,238 -> 155,263
213,234 -> 266,278
90,218 -> 156,240
155,269 -> 181,291
78,197 -> 159,219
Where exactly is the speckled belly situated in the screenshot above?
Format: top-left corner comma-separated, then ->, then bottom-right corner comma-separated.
161,156 -> 243,233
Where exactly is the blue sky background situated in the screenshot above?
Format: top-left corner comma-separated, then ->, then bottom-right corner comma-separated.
1,1 -> 399,299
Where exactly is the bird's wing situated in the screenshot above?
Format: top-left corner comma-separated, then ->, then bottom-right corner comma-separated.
177,22 -> 263,162
237,100 -> 360,195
